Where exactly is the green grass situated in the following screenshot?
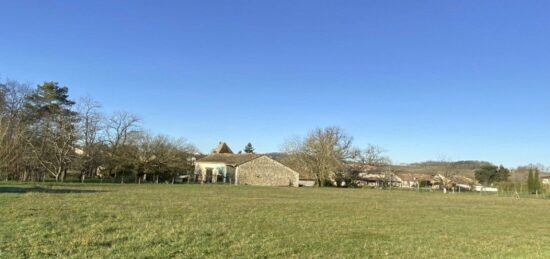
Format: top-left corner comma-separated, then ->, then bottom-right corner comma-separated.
1,183 -> 550,258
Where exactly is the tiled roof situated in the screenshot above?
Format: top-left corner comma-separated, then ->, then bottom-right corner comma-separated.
197,153 -> 261,166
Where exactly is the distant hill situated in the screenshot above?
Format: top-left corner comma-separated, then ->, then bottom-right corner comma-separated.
265,152 -> 288,161
267,153 -> 491,179
409,160 -> 493,169
265,153 -> 550,182
391,161 -> 494,178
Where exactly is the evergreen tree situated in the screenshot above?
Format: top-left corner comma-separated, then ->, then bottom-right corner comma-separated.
244,143 -> 254,154
527,169 -> 534,193
475,165 -> 498,186
24,82 -> 79,181
534,170 -> 541,193
495,165 -> 511,182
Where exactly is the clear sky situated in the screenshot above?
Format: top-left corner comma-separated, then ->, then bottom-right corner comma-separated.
1,0 -> 548,167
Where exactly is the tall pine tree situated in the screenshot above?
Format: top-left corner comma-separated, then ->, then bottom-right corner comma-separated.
534,169 -> 541,193
244,143 -> 254,154
527,169 -> 534,193
24,82 -> 79,181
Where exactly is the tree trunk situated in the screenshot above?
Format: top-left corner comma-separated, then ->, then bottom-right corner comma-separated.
21,169 -> 28,182
316,173 -> 322,187
60,167 -> 67,182
111,169 -> 116,183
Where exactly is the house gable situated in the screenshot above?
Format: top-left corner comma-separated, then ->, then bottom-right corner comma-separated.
197,153 -> 261,166
236,155 -> 299,187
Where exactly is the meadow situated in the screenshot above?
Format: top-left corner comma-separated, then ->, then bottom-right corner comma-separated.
1,183 -> 550,258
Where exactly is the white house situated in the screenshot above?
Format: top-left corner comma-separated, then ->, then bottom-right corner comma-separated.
194,142 -> 300,187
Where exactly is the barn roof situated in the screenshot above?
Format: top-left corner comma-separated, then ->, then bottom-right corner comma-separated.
197,153 -> 261,166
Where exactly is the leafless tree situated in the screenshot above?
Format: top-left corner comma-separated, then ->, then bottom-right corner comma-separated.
284,127 -> 354,187
122,132 -> 197,183
358,144 -> 391,166
0,81 -> 30,180
25,111 -> 79,182
105,111 -> 140,149
76,96 -> 105,181
104,111 -> 141,180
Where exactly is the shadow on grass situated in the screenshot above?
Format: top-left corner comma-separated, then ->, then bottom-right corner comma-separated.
0,186 -> 106,194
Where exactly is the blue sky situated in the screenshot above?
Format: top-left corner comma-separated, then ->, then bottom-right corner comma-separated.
1,0 -> 549,167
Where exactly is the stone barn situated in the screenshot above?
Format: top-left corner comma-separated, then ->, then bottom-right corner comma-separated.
194,142 -> 299,187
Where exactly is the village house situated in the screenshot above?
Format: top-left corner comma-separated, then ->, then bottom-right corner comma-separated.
356,172 -> 402,187
398,173 -> 434,188
398,173 -> 476,191
540,175 -> 550,185
345,163 -> 403,187
194,142 -> 300,187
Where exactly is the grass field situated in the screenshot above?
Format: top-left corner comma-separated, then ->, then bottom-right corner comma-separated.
1,183 -> 550,258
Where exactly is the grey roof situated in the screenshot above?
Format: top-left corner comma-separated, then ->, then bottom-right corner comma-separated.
197,153 -> 261,166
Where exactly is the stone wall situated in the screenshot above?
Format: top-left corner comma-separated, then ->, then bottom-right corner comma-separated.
237,156 -> 299,187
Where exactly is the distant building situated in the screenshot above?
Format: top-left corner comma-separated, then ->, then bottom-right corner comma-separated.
298,179 -> 316,187
356,172 -> 402,187
194,142 -> 300,187
398,173 -> 433,188
541,176 -> 550,185
474,186 -> 498,192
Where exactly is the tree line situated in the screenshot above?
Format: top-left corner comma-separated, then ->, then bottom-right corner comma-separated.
477,164 -> 548,194
0,80 -> 196,183
281,126 -> 546,191
1,79 -> 386,185
2,79 -> 545,189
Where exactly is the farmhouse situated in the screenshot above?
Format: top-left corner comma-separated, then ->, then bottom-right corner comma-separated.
194,142 -> 300,187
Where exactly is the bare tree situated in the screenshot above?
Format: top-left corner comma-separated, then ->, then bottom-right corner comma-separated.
436,156 -> 458,192
284,127 -> 354,187
0,80 -> 30,180
358,144 -> 391,166
104,111 -> 141,180
76,96 -> 105,182
121,132 -> 197,184
105,111 -> 140,149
